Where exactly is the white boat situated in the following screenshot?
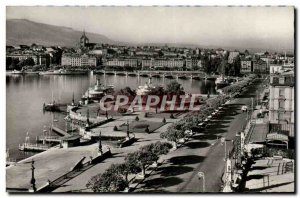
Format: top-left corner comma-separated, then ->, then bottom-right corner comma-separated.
39,69 -> 87,75
215,75 -> 229,89
11,69 -> 24,74
83,79 -> 114,101
136,77 -> 156,96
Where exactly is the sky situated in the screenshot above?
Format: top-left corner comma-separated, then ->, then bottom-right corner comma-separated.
6,6 -> 294,51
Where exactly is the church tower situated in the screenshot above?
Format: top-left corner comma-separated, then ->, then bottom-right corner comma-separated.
80,30 -> 89,48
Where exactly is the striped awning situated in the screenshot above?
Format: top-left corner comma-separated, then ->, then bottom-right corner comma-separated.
266,133 -> 289,142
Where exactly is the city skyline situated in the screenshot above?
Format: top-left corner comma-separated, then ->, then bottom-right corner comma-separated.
7,6 -> 294,51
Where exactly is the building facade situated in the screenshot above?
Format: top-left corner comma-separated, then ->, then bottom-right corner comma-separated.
253,60 -> 267,74
61,54 -> 97,67
104,58 -> 138,67
7,53 -> 47,65
269,71 -> 294,126
240,60 -> 253,73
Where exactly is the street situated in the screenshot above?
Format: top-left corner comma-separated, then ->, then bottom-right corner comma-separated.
135,78 -> 265,192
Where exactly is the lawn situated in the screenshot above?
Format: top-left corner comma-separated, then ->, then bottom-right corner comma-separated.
117,120 -> 165,133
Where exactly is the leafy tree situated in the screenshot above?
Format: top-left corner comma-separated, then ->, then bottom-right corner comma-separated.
151,141 -> 172,161
160,125 -> 185,148
9,58 -> 20,70
166,81 -> 185,96
125,147 -> 157,176
6,57 -> 12,70
109,163 -> 140,187
86,171 -> 127,192
233,55 -> 241,76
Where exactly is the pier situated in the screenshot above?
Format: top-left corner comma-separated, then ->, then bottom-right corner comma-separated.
19,143 -> 50,152
51,126 -> 69,136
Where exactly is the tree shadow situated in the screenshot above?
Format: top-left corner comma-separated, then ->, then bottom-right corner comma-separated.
141,177 -> 183,189
193,134 -> 218,140
158,165 -> 194,177
205,128 -> 226,135
185,141 -> 211,149
246,174 -> 265,181
249,166 -> 268,171
248,181 -> 294,192
169,155 -> 205,165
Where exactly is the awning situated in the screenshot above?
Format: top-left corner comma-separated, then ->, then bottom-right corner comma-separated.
266,133 -> 289,142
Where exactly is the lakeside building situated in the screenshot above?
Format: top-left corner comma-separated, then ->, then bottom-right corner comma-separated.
7,53 -> 48,65
103,58 -> 138,67
61,53 -> 97,67
153,58 -> 184,68
141,58 -> 155,69
269,70 -> 294,137
185,58 -> 202,69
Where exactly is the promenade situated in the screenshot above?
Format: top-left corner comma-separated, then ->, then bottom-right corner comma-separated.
134,78 -> 266,192
7,77 -> 264,193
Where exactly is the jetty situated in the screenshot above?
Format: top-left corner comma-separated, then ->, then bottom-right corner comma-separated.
19,143 -> 50,152
51,126 -> 69,136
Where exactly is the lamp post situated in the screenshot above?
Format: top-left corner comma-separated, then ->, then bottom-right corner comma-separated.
198,172 -> 205,192
221,137 -> 227,161
126,120 -> 130,139
30,159 -> 36,192
98,131 -> 103,155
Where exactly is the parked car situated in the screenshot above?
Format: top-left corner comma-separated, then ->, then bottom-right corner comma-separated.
241,105 -> 248,112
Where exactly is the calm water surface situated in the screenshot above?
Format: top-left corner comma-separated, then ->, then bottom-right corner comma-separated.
6,72 -> 216,161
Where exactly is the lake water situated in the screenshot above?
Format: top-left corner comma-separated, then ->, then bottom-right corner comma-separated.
6,72 -> 216,161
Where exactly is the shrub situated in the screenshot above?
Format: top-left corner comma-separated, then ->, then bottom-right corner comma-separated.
145,126 -> 150,133
162,117 -> 166,123
170,113 -> 175,119
135,116 -> 139,121
113,126 -> 118,131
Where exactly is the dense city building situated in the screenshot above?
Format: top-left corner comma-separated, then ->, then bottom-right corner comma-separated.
240,60 -> 253,73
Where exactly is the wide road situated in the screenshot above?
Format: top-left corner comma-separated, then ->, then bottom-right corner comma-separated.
135,77 -> 267,193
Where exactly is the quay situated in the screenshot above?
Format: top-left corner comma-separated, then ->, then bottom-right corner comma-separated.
51,126 -> 69,136
19,143 -> 50,152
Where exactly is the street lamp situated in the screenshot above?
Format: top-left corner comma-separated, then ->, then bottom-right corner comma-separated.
30,159 -> 36,192
98,131 -> 103,155
126,120 -> 130,139
198,171 -> 205,192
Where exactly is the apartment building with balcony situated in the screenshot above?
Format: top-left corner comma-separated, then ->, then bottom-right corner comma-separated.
269,71 -> 294,137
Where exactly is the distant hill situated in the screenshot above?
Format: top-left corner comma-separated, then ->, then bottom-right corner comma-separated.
6,19 -> 118,47
6,19 -> 293,54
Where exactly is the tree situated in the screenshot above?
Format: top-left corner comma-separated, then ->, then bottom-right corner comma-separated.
166,81 -> 185,96
162,117 -> 166,123
86,171 -> 127,192
109,163 -> 140,187
233,56 -> 241,76
6,57 -> 12,70
150,142 -> 172,162
201,54 -> 211,73
160,125 -> 185,148
113,126 -> 118,131
125,147 -> 157,177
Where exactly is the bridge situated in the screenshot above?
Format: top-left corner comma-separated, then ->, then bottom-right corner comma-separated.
93,70 -> 218,80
